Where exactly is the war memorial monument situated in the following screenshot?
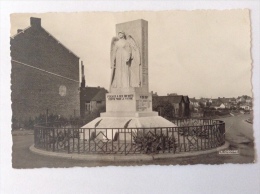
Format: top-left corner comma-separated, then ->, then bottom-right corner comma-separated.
82,19 -> 177,140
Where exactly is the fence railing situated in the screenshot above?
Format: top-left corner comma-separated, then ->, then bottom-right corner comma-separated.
34,119 -> 225,155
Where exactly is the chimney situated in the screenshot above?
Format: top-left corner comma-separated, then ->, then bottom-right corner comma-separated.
30,17 -> 41,28
80,61 -> 85,88
81,61 -> 84,77
17,29 -> 23,33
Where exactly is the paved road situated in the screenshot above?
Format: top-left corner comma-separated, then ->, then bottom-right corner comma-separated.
12,114 -> 255,168
221,113 -> 254,143
220,113 -> 255,160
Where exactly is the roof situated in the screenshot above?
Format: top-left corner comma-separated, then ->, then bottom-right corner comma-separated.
211,99 -> 223,106
153,95 -> 185,104
190,98 -> 198,103
11,26 -> 31,39
218,98 -> 230,103
81,87 -> 108,101
228,97 -> 236,101
92,90 -> 107,101
10,18 -> 79,59
198,98 -> 207,103
183,96 -> 190,103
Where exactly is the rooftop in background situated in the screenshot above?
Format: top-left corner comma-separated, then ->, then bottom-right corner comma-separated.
80,86 -> 108,101
153,95 -> 186,104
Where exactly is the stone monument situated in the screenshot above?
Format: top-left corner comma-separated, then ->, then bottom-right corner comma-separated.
82,19 -> 176,139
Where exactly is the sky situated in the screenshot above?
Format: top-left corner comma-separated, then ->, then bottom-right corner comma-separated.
10,10 -> 252,98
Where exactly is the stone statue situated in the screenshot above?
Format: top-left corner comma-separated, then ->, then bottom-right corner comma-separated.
110,31 -> 141,90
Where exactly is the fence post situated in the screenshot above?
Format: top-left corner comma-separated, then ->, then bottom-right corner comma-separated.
124,128 -> 127,155
34,127 -> 36,146
78,129 -> 80,154
53,128 -> 55,152
223,123 -> 225,144
67,129 -> 70,154
45,109 -> 48,126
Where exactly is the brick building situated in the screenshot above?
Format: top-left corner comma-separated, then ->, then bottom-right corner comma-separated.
11,17 -> 80,129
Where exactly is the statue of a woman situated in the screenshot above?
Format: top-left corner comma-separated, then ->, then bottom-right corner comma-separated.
110,31 -> 141,90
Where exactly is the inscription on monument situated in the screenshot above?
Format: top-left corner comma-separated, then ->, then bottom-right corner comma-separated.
136,95 -> 151,111
136,99 -> 151,111
107,94 -> 134,100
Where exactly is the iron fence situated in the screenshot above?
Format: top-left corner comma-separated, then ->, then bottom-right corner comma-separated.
34,119 -> 225,155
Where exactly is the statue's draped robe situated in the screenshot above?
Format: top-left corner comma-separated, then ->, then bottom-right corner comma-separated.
128,40 -> 141,87
111,39 -> 132,88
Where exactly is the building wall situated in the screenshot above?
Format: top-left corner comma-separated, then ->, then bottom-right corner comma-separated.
184,103 -> 190,117
80,89 -> 86,118
153,96 -> 188,118
90,101 -> 106,112
11,21 -> 80,127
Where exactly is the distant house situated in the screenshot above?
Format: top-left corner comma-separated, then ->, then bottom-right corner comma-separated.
79,62 -> 108,118
237,95 -> 252,103
151,91 -> 158,96
240,103 -> 251,110
237,96 -> 245,103
80,85 -> 108,118
245,96 -> 253,104
198,98 -> 208,107
236,95 -> 253,110
210,98 -> 226,109
208,97 -> 238,109
218,98 -> 231,109
189,98 -> 199,111
228,97 -> 237,107
152,95 -> 189,118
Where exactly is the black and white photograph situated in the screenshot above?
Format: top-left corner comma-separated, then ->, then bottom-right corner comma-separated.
10,11 -> 254,168
1,1 -> 260,194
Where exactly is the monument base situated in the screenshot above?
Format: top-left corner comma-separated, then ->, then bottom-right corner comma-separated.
100,111 -> 158,117
82,114 -> 176,128
81,113 -> 177,140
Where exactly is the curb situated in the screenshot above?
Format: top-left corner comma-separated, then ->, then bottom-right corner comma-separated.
29,141 -> 230,162
12,132 -> 34,136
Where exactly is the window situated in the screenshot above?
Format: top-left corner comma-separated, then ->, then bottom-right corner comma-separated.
85,102 -> 91,111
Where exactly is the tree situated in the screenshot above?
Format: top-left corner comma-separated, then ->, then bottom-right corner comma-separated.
198,101 -> 205,109
154,101 -> 174,119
